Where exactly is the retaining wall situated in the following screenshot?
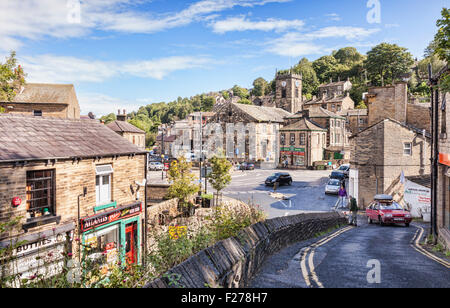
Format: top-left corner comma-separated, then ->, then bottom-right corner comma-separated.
144,211 -> 346,288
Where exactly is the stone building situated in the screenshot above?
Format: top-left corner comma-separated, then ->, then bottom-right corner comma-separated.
339,109 -> 369,134
279,115 -> 327,168
0,83 -> 81,119
349,118 -> 431,208
106,109 -> 146,149
303,106 -> 350,160
274,72 -> 303,113
366,81 -> 431,131
203,102 -> 292,167
303,92 -> 355,113
318,78 -> 353,97
0,114 -> 147,281
431,66 -> 450,250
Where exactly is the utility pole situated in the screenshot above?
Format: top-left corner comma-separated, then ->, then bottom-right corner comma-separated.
199,111 -> 203,196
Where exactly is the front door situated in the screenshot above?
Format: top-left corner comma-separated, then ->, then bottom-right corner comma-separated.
125,222 -> 138,265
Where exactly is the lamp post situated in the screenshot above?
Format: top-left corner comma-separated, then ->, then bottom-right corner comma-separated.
77,187 -> 87,263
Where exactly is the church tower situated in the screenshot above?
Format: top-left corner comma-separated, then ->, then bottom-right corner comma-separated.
274,71 -> 303,114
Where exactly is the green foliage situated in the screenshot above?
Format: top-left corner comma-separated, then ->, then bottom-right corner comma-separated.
232,85 -> 250,99
99,113 -> 117,125
349,83 -> 368,105
0,51 -> 26,102
313,55 -> 339,83
252,77 -> 270,97
208,155 -> 232,195
237,98 -> 252,105
221,91 -> 230,100
432,8 -> 450,93
292,58 -> 319,95
167,156 -> 199,208
364,43 -> 414,86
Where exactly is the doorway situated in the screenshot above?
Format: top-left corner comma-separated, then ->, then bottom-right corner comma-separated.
125,222 -> 138,265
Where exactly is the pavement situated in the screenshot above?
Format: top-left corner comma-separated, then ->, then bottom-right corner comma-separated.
249,216 -> 450,288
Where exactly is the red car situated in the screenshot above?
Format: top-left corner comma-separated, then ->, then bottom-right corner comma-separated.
366,195 -> 412,227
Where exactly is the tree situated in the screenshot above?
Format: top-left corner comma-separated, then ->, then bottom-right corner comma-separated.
291,58 -> 319,95
252,77 -> 269,97
313,55 -> 338,83
99,113 -> 117,125
237,98 -> 252,105
333,47 -> 365,67
167,156 -> 199,211
208,154 -> 232,205
232,85 -> 250,99
432,8 -> 450,92
364,43 -> 414,86
0,51 -> 26,102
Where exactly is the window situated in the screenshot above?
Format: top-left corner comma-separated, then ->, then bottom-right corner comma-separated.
331,104 -> 336,111
290,133 -> 295,145
300,133 -> 306,145
403,143 -> 412,156
26,170 -> 55,218
282,89 -> 287,99
280,133 -> 286,145
336,120 -> 341,128
323,133 -> 326,146
337,105 -> 342,112
33,110 -> 42,117
133,136 -> 136,144
359,118 -> 365,125
96,165 -> 113,206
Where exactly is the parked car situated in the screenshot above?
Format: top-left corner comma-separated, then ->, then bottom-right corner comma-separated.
336,164 -> 350,178
239,162 -> 255,170
366,194 -> 412,227
149,162 -> 164,171
330,171 -> 346,183
265,173 -> 293,186
325,178 -> 341,195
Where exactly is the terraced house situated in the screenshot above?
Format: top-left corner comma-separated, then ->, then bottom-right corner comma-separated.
0,114 -> 147,281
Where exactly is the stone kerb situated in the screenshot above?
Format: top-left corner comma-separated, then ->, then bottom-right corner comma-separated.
144,212 -> 346,288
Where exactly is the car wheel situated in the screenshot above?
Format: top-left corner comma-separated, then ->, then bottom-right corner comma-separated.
405,223 -> 410,227
288,180 -> 292,186
379,217 -> 384,226
368,217 -> 372,224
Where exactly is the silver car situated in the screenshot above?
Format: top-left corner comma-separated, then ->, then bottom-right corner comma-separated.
325,178 -> 341,195
149,162 -> 164,171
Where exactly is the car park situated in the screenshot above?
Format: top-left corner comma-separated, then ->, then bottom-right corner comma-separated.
366,194 -> 412,227
265,173 -> 293,186
325,178 -> 341,195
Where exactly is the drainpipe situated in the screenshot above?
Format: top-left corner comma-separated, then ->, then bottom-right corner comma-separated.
77,187 -> 87,263
429,63 -> 439,243
143,154 -> 148,267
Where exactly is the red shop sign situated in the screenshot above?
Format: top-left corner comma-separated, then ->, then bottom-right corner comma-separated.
80,202 -> 141,232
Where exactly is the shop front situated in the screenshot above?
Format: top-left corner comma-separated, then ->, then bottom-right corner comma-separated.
280,146 -> 306,167
79,201 -> 142,271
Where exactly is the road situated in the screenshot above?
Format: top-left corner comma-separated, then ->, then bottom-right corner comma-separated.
221,169 -> 338,219
249,217 -> 450,288
148,168 -> 340,219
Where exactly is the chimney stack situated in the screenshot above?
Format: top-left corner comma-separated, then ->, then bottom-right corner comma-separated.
117,109 -> 127,122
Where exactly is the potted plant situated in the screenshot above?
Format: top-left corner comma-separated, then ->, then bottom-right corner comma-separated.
201,193 -> 213,208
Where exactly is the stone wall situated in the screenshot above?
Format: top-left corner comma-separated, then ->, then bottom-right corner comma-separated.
144,212 -> 346,288
406,103 -> 431,132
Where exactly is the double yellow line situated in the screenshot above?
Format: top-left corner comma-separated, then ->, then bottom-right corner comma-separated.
411,226 -> 450,269
300,226 -> 354,288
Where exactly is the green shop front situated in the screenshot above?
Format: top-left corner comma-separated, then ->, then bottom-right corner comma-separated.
280,146 -> 306,167
80,201 -> 142,271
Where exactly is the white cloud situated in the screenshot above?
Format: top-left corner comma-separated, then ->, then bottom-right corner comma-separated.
211,16 -> 304,33
266,26 -> 380,57
77,92 -> 142,117
0,0 -> 293,51
325,13 -> 341,22
19,54 -> 212,84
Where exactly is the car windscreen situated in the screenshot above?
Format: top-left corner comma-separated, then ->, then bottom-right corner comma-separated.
331,172 -> 344,178
338,166 -> 348,171
271,173 -> 281,177
379,202 -> 403,210
328,179 -> 340,186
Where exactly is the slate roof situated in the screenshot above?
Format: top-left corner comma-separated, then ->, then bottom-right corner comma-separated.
107,120 -> 145,134
6,83 -> 76,105
231,102 -> 292,123
338,109 -> 368,117
318,80 -> 348,88
406,175 -> 431,189
280,117 -> 326,131
304,94 -> 350,105
307,107 -> 346,119
0,114 -> 147,162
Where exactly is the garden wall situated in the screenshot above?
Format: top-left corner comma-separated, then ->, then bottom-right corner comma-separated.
144,212 -> 346,288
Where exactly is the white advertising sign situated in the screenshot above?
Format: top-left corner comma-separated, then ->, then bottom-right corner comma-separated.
404,180 -> 431,218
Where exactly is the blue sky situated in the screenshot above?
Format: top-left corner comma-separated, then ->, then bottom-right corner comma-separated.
0,0 -> 447,116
